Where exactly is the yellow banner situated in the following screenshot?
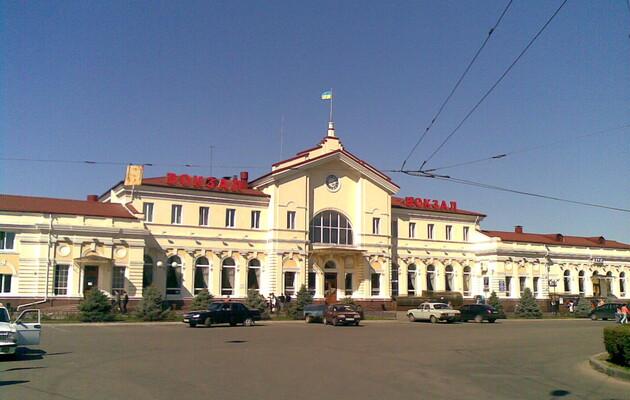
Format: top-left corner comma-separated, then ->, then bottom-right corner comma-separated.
125,165 -> 144,186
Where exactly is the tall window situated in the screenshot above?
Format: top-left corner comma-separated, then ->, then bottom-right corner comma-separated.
199,207 -> 210,226
445,265 -> 453,291
371,273 -> 381,296
284,271 -> 296,295
578,270 -> 585,294
391,263 -> 399,296
519,276 -> 527,295
345,273 -> 353,296
171,205 -> 182,224
247,259 -> 261,290
221,258 -> 236,295
309,211 -> 353,245
505,276 -> 512,295
563,270 -> 571,293
54,265 -> 69,295
166,256 -> 182,294
143,203 -> 154,223
533,277 -> 540,297
251,211 -> 261,229
194,257 -> 210,294
287,211 -> 296,230
372,218 -> 380,234
112,267 -> 125,291
427,224 -> 434,240
463,226 -> 469,242
426,265 -> 435,291
407,264 -> 416,295
620,272 -> 627,296
463,267 -> 471,295
409,223 -> 416,238
308,272 -> 317,295
0,274 -> 12,293
143,255 -> 153,288
0,232 -> 16,250
446,225 -> 453,241
225,209 -> 236,227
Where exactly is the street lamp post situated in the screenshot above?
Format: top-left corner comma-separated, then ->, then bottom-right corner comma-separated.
549,279 -> 558,315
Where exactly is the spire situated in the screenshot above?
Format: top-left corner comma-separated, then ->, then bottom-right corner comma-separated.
327,121 -> 335,137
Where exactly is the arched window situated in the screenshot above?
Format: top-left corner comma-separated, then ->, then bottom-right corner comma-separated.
248,259 -> 261,290
563,270 -> 571,293
221,257 -> 236,296
620,272 -> 626,296
407,264 -> 416,295
445,265 -> 454,291
325,260 -> 336,269
578,270 -> 585,294
194,257 -> 210,294
166,255 -> 182,294
309,211 -> 353,245
463,267 -> 471,296
426,265 -> 435,291
143,255 -> 153,288
391,263 -> 399,296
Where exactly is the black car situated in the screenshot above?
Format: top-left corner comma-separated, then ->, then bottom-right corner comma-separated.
458,304 -> 501,323
182,302 -> 261,328
588,303 -> 625,321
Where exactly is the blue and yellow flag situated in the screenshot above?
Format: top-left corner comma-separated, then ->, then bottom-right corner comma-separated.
321,91 -> 332,100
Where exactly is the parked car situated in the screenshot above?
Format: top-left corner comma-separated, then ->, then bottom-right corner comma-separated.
588,303 -> 625,321
407,302 -> 460,323
458,304 -> 500,323
182,302 -> 261,328
304,304 -> 328,323
0,306 -> 42,359
323,304 -> 364,326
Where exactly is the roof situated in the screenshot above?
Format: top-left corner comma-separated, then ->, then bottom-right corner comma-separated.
391,197 -> 485,217
0,194 -> 138,219
482,230 -> 630,249
141,176 -> 268,197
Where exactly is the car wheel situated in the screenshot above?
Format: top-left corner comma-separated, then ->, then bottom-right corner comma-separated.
355,321 -> 360,326
430,315 -> 438,324
590,314 -> 597,321
306,315 -> 313,324
446,319 -> 454,324
243,318 -> 254,327
408,314 -> 416,322
333,318 -> 340,326
204,317 -> 212,328
474,315 -> 483,323
488,319 -> 496,323
189,322 -> 197,328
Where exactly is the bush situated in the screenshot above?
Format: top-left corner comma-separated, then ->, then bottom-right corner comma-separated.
78,288 -> 115,322
514,288 -> 542,319
287,285 -> 313,319
133,286 -> 172,321
244,289 -> 271,320
604,324 -> 630,367
189,288 -> 214,311
574,296 -> 593,318
340,297 -> 358,308
487,291 -> 507,319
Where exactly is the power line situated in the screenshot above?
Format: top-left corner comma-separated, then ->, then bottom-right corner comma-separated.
400,0 -> 514,171
0,157 -> 267,170
419,0 -> 569,171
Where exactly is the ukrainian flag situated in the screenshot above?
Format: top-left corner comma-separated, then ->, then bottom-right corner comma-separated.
321,91 -> 332,100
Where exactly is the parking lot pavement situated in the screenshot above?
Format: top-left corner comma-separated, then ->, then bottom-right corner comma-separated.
1,319 -> 628,400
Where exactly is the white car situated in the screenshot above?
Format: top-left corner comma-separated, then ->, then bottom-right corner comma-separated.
0,307 -> 42,359
407,302 -> 460,324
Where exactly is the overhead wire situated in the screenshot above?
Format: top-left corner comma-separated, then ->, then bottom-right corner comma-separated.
400,0 -> 515,171
0,157 -> 268,170
418,0 -> 569,171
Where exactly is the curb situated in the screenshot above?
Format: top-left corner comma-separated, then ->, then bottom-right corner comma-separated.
588,352 -> 630,383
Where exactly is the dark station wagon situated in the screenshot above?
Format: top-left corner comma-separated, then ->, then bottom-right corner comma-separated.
457,304 -> 501,323
182,302 -> 261,328
588,303 -> 625,321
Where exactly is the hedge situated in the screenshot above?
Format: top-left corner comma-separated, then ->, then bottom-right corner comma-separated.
603,324 -> 630,367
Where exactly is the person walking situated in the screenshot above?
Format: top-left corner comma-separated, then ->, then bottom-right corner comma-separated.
278,293 -> 285,311
122,291 -> 129,313
116,290 -> 122,312
621,304 -> 629,324
269,293 -> 276,313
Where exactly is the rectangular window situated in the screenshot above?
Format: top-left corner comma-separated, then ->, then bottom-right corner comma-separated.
221,267 -> 235,295
112,267 -> 125,291
247,267 -> 260,290
463,227 -> 469,242
287,211 -> 296,230
195,267 -> 210,294
0,232 -> 16,250
519,277 -> 527,295
371,273 -> 381,296
345,273 -> 353,296
171,204 -> 182,225
251,210 -> 261,229
284,271 -> 296,295
308,272 -> 317,295
0,274 -> 12,293
483,276 -> 490,292
54,265 -> 69,295
409,223 -> 416,238
505,276 -> 512,295
533,277 -> 540,297
199,207 -> 209,226
427,224 -> 434,240
225,208 -> 236,227
446,225 -> 453,241
372,217 -> 380,234
143,203 -> 154,223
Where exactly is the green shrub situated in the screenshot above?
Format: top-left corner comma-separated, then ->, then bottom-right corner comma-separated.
189,288 -> 214,311
244,289 -> 271,320
487,291 -> 507,319
603,324 -> 630,367
574,296 -> 592,318
78,288 -> 115,322
514,288 -> 542,319
132,286 -> 172,321
287,285 -> 313,319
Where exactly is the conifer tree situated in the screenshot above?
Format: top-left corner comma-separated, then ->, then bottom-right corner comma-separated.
514,287 -> 543,319
487,291 -> 507,319
574,295 -> 593,318
244,289 -> 271,320
287,284 -> 313,319
78,288 -> 115,322
132,285 -> 172,321
189,288 -> 214,311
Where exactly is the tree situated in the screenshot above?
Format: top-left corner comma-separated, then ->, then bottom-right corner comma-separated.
487,291 -> 507,319
244,289 -> 271,320
189,288 -> 214,311
514,287 -> 543,319
132,286 -> 172,321
340,297 -> 358,309
574,295 -> 593,318
287,284 -> 313,319
78,288 -> 115,322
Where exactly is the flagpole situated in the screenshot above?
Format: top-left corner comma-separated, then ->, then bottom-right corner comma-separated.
329,88 -> 333,122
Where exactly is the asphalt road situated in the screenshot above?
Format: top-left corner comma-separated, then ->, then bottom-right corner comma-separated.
1,319 -> 628,400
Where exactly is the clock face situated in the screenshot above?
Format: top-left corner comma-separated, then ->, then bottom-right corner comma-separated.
325,175 -> 339,191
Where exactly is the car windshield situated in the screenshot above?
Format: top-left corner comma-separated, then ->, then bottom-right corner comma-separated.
433,304 -> 450,310
207,303 -> 224,311
0,308 -> 9,322
337,305 -> 355,312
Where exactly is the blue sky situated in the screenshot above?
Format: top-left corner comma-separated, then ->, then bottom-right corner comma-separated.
1,1 -> 628,241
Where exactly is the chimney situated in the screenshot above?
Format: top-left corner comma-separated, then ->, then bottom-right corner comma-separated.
514,226 -> 523,234
87,195 -> 98,202
240,171 -> 249,183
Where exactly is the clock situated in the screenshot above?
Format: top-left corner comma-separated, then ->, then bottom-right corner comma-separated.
325,175 -> 340,191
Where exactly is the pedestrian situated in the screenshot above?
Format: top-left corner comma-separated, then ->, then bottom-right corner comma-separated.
597,298 -> 605,307
122,290 -> 129,313
274,295 -> 281,312
621,304 -> 629,324
269,293 -> 276,313
111,290 -> 118,311
285,293 -> 291,305
279,293 -> 285,311
567,300 -> 574,314
224,295 -> 231,302
615,305 -> 623,323
116,290 -> 122,312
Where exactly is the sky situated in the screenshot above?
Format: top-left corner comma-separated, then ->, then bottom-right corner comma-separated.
1,1 -> 629,241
